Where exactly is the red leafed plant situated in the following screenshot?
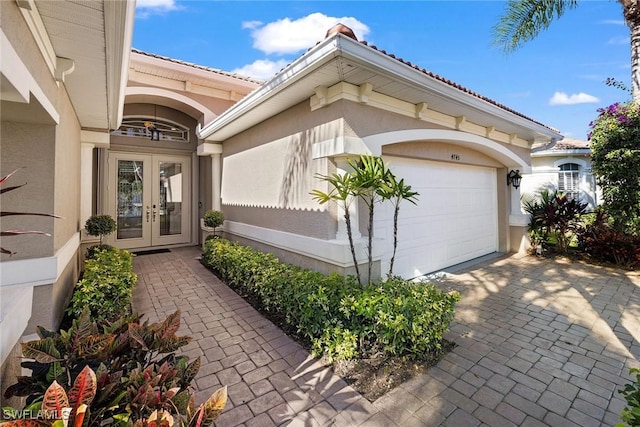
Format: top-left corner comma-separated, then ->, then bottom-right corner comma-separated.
1,169 -> 61,256
2,366 -> 95,427
3,310 -> 228,426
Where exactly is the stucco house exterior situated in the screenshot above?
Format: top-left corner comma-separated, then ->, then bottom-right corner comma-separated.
1,1 -> 563,399
1,0 -> 135,399
520,138 -> 600,210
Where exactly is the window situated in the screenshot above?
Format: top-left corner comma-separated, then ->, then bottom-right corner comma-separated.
111,118 -> 190,143
558,163 -> 580,200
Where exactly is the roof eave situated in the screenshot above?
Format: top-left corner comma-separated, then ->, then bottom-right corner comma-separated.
198,36 -> 341,140
532,148 -> 590,157
335,38 -> 561,141
105,0 -> 136,130
199,34 -> 561,142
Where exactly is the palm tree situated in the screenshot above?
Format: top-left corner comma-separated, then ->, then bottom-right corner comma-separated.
311,171 -> 362,285
493,0 -> 640,101
379,174 -> 419,278
349,155 -> 389,284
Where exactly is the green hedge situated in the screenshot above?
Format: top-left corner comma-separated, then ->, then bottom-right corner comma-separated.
67,247 -> 137,322
202,238 -> 460,361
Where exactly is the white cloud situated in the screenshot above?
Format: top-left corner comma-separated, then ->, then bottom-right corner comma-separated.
601,19 -> 625,25
136,0 -> 179,16
242,21 -> 263,30
608,35 -> 630,45
549,91 -> 600,106
244,12 -> 370,55
232,59 -> 290,80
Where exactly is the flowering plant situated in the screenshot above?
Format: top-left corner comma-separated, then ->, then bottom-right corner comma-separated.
588,101 -> 640,234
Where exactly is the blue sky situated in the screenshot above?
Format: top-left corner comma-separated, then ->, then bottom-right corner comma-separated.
133,0 -> 631,140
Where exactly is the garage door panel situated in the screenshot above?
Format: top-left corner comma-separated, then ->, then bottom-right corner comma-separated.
382,157 -> 498,278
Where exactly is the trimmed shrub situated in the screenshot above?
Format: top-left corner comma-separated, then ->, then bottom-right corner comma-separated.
203,210 -> 224,228
619,368 -> 640,426
67,247 -> 137,321
84,214 -> 117,244
202,238 -> 460,361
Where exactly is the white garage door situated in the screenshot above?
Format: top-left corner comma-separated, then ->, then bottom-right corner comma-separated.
381,157 -> 498,279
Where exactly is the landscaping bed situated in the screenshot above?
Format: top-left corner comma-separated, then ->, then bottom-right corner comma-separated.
201,237 -> 460,401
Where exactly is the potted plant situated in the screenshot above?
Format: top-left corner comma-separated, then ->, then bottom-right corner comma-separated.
85,214 -> 117,258
203,210 -> 224,238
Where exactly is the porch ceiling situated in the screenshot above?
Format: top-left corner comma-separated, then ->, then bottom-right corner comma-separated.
35,0 -> 133,130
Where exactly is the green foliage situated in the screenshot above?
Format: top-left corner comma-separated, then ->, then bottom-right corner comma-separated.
522,189 -> 587,254
618,368 -> 640,427
588,102 -> 640,234
203,210 -> 224,229
67,247 -> 137,322
84,215 -> 117,245
311,171 -> 362,283
377,173 -> 419,277
311,155 -> 419,283
576,210 -> 640,268
202,238 -> 459,361
3,310 -> 228,427
493,0 -> 579,53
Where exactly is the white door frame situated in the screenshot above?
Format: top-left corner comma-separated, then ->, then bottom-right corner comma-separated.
107,152 -> 191,249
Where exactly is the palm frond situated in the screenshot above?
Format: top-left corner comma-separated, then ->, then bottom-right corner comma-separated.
493,0 -> 579,52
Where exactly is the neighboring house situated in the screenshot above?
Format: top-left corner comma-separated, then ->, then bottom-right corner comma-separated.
1,1 -> 562,400
520,138 -> 600,210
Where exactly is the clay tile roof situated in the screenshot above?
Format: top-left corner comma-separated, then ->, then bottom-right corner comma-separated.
532,137 -> 590,152
131,48 -> 265,85
551,138 -> 590,150
313,24 -> 559,133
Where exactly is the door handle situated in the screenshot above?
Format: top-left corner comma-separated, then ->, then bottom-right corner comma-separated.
153,204 -> 157,222
146,206 -> 150,222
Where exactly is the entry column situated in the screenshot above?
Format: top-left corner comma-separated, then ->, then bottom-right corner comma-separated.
80,130 -> 110,228
197,142 -> 223,210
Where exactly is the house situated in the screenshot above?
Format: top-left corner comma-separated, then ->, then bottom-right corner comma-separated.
1,1 -> 561,400
520,138 -> 600,210
195,24 -> 561,280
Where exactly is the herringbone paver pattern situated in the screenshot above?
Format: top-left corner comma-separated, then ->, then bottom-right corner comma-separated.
132,247 -> 640,426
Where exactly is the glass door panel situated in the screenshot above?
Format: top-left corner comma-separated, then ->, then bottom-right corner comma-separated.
109,153 -> 152,249
159,162 -> 182,236
152,156 -> 190,246
117,160 -> 144,239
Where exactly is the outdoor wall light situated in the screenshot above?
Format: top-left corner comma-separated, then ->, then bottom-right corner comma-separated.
507,169 -> 522,189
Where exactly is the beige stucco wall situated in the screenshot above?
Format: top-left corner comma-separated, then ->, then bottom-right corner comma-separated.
1,122 -> 56,259
1,0 -> 85,382
0,2 -> 58,108
53,91 -> 82,253
0,339 -> 24,408
220,101 -> 342,237
217,95 -> 532,273
126,82 -> 239,121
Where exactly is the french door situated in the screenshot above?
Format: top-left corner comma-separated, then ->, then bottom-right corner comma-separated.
108,152 -> 191,249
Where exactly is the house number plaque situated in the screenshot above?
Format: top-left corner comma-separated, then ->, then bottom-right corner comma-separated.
451,154 -> 461,161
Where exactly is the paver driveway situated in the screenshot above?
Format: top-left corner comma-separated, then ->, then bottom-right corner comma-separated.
132,246 -> 640,426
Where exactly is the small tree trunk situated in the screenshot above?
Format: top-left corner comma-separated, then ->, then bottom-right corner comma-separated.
388,203 -> 400,277
631,23 -> 640,102
367,202 -> 374,285
344,208 -> 361,285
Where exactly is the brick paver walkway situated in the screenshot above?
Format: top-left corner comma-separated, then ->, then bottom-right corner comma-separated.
132,246 -> 640,426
